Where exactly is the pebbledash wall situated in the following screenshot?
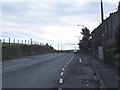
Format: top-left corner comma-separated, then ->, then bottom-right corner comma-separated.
91,2 -> 120,67
2,45 -> 55,60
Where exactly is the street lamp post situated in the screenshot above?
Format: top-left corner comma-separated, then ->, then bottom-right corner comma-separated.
58,40 -> 60,51
58,43 -> 59,51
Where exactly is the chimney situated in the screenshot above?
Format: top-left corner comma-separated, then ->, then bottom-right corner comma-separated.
100,0 -> 104,23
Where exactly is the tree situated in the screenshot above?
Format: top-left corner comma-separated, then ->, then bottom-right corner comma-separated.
78,27 -> 91,52
81,27 -> 91,40
49,45 -> 54,49
45,43 -> 49,46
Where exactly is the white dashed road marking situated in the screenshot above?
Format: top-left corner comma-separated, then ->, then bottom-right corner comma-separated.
86,81 -> 89,86
62,68 -> 65,71
86,84 -> 89,86
64,65 -> 67,67
60,72 -> 64,76
59,54 -> 74,86
59,78 -> 63,84
79,58 -> 81,63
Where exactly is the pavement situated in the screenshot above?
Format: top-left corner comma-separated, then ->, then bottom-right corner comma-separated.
87,53 -> 119,88
58,52 -> 119,89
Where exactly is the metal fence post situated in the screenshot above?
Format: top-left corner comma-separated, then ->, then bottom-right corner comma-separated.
18,39 -> 19,44
25,40 -> 26,44
30,39 -> 32,45
28,40 -> 29,45
13,39 -> 15,43
3,39 -> 5,43
0,39 -> 1,44
9,38 -> 10,44
8,38 -> 10,46
0,39 -> 1,47
22,40 -> 23,44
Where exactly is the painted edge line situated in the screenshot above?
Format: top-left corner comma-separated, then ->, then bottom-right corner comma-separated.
66,54 -> 74,65
90,62 -> 106,88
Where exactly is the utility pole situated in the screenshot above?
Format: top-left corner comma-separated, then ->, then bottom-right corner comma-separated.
30,39 -> 32,45
61,44 -> 63,51
100,0 -> 106,62
75,45 -> 76,50
58,43 -> 59,51
58,40 -> 60,51
101,0 -> 104,23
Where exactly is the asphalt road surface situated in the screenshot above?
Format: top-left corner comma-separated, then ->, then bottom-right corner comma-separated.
3,53 -> 74,88
59,53 -> 99,88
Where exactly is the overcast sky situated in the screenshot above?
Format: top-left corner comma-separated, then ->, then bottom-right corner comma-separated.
0,0 -> 119,50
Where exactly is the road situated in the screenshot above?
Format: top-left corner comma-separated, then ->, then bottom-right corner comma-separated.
3,53 -> 74,88
58,53 -> 100,88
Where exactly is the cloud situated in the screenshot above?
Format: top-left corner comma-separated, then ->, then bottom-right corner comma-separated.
1,0 -> 119,50
2,0 -> 119,3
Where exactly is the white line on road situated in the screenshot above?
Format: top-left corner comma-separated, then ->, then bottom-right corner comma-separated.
66,54 -> 74,65
64,65 -> 67,68
62,68 -> 65,71
86,81 -> 89,86
66,63 -> 69,65
4,63 -> 24,69
79,58 -> 81,63
59,78 -> 63,84
86,84 -> 89,86
60,72 -> 64,76
94,76 -> 97,79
